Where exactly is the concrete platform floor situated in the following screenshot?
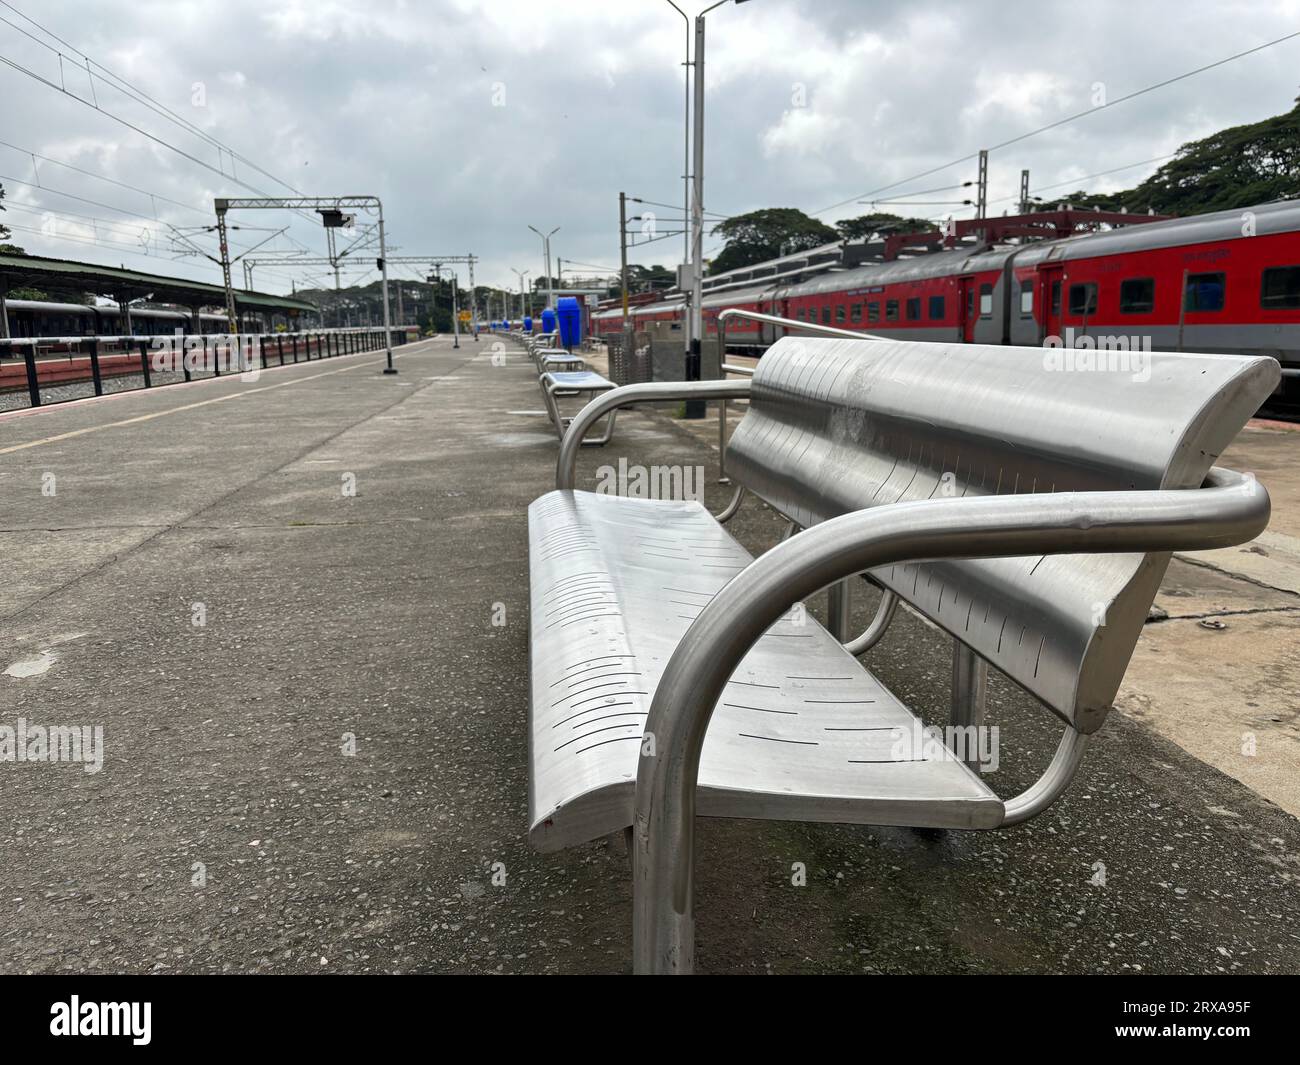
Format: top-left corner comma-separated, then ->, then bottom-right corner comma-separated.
1,334 -> 1298,974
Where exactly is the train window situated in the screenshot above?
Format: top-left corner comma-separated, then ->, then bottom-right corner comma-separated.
1019,280 -> 1033,317
885,300 -> 899,321
850,303 -> 862,322
1260,266 -> 1300,309
1185,272 -> 1225,311
821,306 -> 832,325
905,297 -> 921,321
929,295 -> 944,320
978,283 -> 993,318
835,305 -> 846,323
867,302 -> 880,323
1119,277 -> 1155,313
796,307 -> 805,321
1068,282 -> 1097,316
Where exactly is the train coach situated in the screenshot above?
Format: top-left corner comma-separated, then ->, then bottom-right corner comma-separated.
3,300 -> 257,339
605,199 -> 1300,408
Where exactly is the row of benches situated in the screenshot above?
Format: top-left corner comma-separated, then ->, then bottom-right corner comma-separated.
512,331 -> 618,445
514,316 -> 1279,974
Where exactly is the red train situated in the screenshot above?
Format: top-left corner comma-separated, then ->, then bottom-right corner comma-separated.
594,199 -> 1300,409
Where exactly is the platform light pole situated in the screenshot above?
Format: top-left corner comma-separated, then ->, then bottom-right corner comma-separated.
685,0 -> 752,417
528,224 -> 559,310
512,268 -> 531,320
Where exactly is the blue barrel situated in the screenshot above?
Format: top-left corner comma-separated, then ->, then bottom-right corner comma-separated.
523,315 -> 533,333
541,307 -> 557,336
557,297 -> 582,349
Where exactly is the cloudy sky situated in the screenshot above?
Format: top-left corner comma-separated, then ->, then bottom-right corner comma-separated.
1,0 -> 1298,300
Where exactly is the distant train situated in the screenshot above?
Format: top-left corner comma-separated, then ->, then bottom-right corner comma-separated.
3,300 -> 260,338
593,199 -> 1300,408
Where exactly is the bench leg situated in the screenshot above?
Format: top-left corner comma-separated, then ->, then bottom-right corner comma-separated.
827,579 -> 852,642
579,403 -> 617,447
540,379 -> 567,440
950,642 -> 988,772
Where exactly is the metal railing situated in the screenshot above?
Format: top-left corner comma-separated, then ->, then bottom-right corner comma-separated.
0,327 -> 409,410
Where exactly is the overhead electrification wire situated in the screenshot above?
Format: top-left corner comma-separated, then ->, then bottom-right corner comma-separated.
811,28 -> 1300,217
0,0 -> 308,199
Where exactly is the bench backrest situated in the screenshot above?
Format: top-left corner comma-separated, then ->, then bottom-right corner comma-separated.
725,337 -> 1279,731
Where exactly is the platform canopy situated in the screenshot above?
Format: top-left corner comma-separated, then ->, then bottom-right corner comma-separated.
0,250 -> 317,315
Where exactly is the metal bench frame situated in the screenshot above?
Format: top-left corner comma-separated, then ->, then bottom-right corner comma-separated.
543,331 -> 1274,975
539,370 -> 619,445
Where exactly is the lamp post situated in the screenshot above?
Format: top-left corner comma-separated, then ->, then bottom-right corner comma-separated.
682,0 -> 751,417
665,1 -> 691,350
528,224 -> 559,310
512,268 -> 531,320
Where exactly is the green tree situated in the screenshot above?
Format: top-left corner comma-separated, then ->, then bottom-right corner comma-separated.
0,180 -> 23,254
710,208 -> 840,274
835,212 -> 933,241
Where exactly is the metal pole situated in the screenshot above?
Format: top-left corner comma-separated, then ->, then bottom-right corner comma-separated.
0,274 -> 10,339
451,271 -> 460,349
619,192 -> 630,329
686,14 -> 707,418
468,255 -> 478,341
379,204 -> 395,374
545,234 -> 555,310
216,206 -> 238,334
976,149 -> 989,219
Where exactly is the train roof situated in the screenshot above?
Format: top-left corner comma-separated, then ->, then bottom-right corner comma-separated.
1013,199 -> 1300,266
3,299 -> 96,313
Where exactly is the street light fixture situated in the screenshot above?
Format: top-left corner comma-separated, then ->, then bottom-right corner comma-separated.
527,224 -> 560,311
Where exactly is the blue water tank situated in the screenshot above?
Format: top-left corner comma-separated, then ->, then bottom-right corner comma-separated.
523,315 -> 533,333
557,297 -> 582,349
540,307 -> 557,336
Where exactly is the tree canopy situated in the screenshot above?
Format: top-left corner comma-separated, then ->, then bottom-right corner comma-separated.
710,208 -> 840,274
0,181 -> 21,254
834,212 -> 933,241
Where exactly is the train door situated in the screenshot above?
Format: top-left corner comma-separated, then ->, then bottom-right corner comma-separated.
957,276 -> 976,342
1039,265 -> 1064,342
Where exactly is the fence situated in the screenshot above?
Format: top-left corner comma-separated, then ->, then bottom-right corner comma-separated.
0,328 -> 407,412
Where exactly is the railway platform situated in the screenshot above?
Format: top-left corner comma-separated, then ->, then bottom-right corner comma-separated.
2,334 -> 1299,974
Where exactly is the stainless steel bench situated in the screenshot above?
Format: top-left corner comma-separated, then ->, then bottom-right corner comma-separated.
538,370 -> 617,444
527,335 -> 1277,974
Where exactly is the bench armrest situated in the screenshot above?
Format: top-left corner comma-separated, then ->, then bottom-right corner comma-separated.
631,467 -> 1270,973
555,379 -> 752,491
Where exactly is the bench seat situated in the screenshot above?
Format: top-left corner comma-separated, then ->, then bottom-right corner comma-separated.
528,489 -> 1002,851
